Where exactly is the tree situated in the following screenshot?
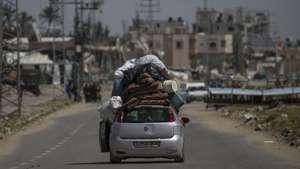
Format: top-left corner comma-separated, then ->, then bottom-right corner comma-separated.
19,11 -> 35,37
39,0 -> 61,36
81,16 -> 92,43
1,3 -> 16,39
94,21 -> 103,40
104,26 -> 110,39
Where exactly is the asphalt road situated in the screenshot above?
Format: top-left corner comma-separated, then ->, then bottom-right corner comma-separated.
0,103 -> 299,169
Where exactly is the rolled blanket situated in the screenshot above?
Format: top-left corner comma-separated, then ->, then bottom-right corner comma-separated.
137,72 -> 152,80
126,92 -> 169,102
122,97 -> 140,109
122,81 -> 164,100
137,77 -> 155,86
139,99 -> 170,106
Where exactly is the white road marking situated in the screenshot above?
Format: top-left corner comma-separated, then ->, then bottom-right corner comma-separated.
70,123 -> 86,135
20,162 -> 28,166
8,114 -> 93,169
29,159 -> 36,162
9,166 -> 19,169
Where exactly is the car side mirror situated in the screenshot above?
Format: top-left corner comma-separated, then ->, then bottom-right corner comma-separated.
181,117 -> 190,124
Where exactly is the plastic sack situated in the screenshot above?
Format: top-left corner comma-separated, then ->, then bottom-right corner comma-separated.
114,58 -> 136,79
109,96 -> 123,109
163,80 -> 178,93
137,63 -> 165,81
97,101 -> 114,122
123,67 -> 137,84
136,55 -> 166,70
111,79 -> 124,96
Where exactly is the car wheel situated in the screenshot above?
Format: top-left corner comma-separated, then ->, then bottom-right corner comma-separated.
99,122 -> 109,152
110,152 -> 121,163
174,145 -> 184,163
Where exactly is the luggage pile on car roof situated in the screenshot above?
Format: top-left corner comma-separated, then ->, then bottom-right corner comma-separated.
110,54 -> 184,112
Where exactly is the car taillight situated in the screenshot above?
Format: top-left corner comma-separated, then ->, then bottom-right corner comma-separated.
167,108 -> 175,122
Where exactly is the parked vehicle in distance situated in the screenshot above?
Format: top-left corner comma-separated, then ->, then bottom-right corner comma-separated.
179,82 -> 208,103
109,105 -> 190,163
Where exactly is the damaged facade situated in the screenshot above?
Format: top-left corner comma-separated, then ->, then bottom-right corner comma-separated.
128,7 -> 275,78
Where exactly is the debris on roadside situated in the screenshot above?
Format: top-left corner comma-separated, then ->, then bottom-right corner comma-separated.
0,99 -> 73,140
218,103 -> 300,149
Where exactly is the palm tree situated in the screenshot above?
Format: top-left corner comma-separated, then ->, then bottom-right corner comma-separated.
38,0 -> 60,36
1,3 -> 16,39
19,11 -> 35,37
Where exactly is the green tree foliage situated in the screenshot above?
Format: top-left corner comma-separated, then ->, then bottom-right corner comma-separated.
81,20 -> 110,43
19,11 -> 35,37
39,0 -> 61,36
0,3 -> 16,39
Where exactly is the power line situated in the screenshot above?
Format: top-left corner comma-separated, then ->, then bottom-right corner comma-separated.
138,0 -> 160,26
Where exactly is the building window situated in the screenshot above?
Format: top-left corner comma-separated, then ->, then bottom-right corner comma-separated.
221,40 -> 226,48
176,40 -> 184,49
208,42 -> 217,51
148,41 -> 153,48
228,26 -> 235,32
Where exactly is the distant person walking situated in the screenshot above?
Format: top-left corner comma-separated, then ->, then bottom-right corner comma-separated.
71,81 -> 80,102
65,80 -> 72,99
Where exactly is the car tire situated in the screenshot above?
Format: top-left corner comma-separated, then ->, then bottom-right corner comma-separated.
174,145 -> 185,163
99,122 -> 109,152
110,152 -> 121,163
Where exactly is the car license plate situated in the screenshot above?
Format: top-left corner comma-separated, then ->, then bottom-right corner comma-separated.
133,141 -> 160,148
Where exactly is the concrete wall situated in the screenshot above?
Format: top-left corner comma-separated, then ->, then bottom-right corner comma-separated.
171,34 -> 191,69
194,33 -> 233,54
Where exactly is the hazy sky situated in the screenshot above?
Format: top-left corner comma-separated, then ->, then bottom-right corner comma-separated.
20,0 -> 300,38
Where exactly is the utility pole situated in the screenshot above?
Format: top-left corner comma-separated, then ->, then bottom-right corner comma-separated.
61,0 -> 67,85
203,0 -> 210,84
139,0 -> 160,51
204,0 -> 207,10
139,0 -> 160,26
16,0 -> 21,116
0,0 -> 3,116
234,7 -> 245,75
55,0 -> 103,100
0,0 -> 21,116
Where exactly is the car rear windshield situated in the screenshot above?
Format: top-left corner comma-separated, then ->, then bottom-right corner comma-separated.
122,107 -> 171,123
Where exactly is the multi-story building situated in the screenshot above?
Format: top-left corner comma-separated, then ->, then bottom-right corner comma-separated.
129,17 -> 191,69
193,7 -> 271,36
128,7 -> 272,75
191,33 -> 233,70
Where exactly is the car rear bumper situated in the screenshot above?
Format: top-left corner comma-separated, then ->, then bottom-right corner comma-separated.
110,135 -> 183,159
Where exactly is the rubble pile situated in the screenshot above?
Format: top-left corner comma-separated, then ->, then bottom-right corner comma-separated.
219,104 -> 300,148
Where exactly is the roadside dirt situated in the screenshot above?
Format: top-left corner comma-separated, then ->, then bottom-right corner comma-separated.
0,103 -> 97,157
182,102 -> 300,166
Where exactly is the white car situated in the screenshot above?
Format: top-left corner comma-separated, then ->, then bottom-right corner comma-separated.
109,105 -> 190,163
180,82 -> 208,103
